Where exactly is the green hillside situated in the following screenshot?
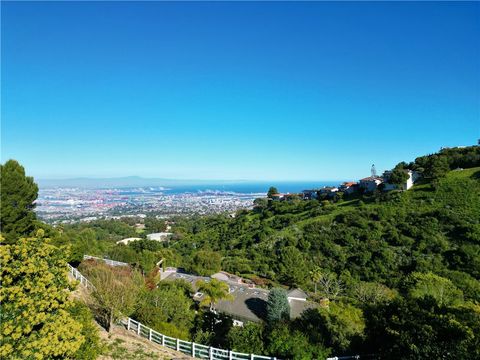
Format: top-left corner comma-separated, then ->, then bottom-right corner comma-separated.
64,147 -> 478,359
3,147 -> 479,360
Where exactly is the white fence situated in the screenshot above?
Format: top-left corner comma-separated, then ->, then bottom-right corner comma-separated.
67,263 -> 94,289
123,318 -> 276,360
83,255 -> 129,267
68,263 -> 278,360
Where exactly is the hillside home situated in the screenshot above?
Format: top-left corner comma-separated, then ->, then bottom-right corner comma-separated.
358,177 -> 383,192
302,189 -> 320,200
339,182 -> 358,195
269,193 -> 284,201
383,170 -> 420,191
162,270 -> 314,327
318,186 -> 339,198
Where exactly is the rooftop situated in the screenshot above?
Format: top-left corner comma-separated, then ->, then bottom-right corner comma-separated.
163,271 -> 315,323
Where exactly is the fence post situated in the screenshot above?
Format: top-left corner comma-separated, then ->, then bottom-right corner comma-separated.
137,322 -> 141,335
161,334 -> 165,346
229,350 -> 233,360
127,318 -> 131,330
149,328 -> 152,341
250,354 -> 254,360
176,338 -> 180,351
209,346 -> 213,360
192,342 -> 195,357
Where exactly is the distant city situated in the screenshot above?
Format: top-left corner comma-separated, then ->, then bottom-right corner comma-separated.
36,186 -> 260,223
36,180 -> 339,223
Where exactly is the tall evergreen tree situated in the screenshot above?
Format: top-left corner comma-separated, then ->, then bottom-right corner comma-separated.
266,288 -> 290,325
0,160 -> 38,244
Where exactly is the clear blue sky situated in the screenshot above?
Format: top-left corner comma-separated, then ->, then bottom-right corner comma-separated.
1,1 -> 479,181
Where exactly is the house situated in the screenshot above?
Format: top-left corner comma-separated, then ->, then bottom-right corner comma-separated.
339,182 -> 358,195
358,177 -> 383,192
318,187 -> 339,198
282,193 -> 302,201
162,270 -> 315,326
302,189 -> 320,200
269,193 -> 284,201
383,170 -> 420,191
271,193 -> 301,201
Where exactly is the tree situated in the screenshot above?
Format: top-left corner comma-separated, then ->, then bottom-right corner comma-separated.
425,155 -> 450,181
144,217 -> 167,233
389,166 -> 410,188
134,281 -> 195,339
266,288 -> 290,325
197,278 -> 233,311
228,322 -> 265,354
267,186 -> 279,199
0,160 -> 39,244
79,261 -> 143,332
408,272 -> 464,307
316,271 -> 344,301
189,250 -> 222,276
365,296 -> 479,359
0,233 -> 85,358
352,281 -> 396,305
310,266 -> 322,294
279,246 -> 307,286
317,302 -> 365,352
267,324 -> 331,360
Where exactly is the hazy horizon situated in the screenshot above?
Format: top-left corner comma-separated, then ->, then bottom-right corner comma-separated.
36,175 -> 348,189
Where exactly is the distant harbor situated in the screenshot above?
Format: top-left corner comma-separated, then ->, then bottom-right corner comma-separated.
36,181 -> 340,223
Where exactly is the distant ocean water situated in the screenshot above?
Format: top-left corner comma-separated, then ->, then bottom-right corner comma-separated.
39,180 -> 345,196
162,181 -> 343,195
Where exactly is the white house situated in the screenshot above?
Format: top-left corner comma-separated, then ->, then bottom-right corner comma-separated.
383,170 -> 420,191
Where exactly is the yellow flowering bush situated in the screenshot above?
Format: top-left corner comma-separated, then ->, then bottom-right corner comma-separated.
0,235 -> 85,359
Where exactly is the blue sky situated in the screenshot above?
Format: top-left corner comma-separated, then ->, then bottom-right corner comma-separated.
1,1 -> 479,181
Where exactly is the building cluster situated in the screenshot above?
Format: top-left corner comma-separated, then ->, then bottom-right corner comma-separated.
36,186 -> 258,223
274,169 -> 420,201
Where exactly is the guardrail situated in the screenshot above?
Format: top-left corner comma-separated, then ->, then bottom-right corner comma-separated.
83,255 -> 129,267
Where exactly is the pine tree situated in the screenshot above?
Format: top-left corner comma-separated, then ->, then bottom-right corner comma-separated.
1,160 -> 39,244
266,288 -> 290,325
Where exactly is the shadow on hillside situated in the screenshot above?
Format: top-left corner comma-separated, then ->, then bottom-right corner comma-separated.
245,298 -> 267,321
471,170 -> 480,180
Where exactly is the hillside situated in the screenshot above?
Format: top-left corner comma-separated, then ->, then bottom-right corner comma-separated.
3,153 -> 479,360
169,166 -> 479,289
55,147 -> 480,359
